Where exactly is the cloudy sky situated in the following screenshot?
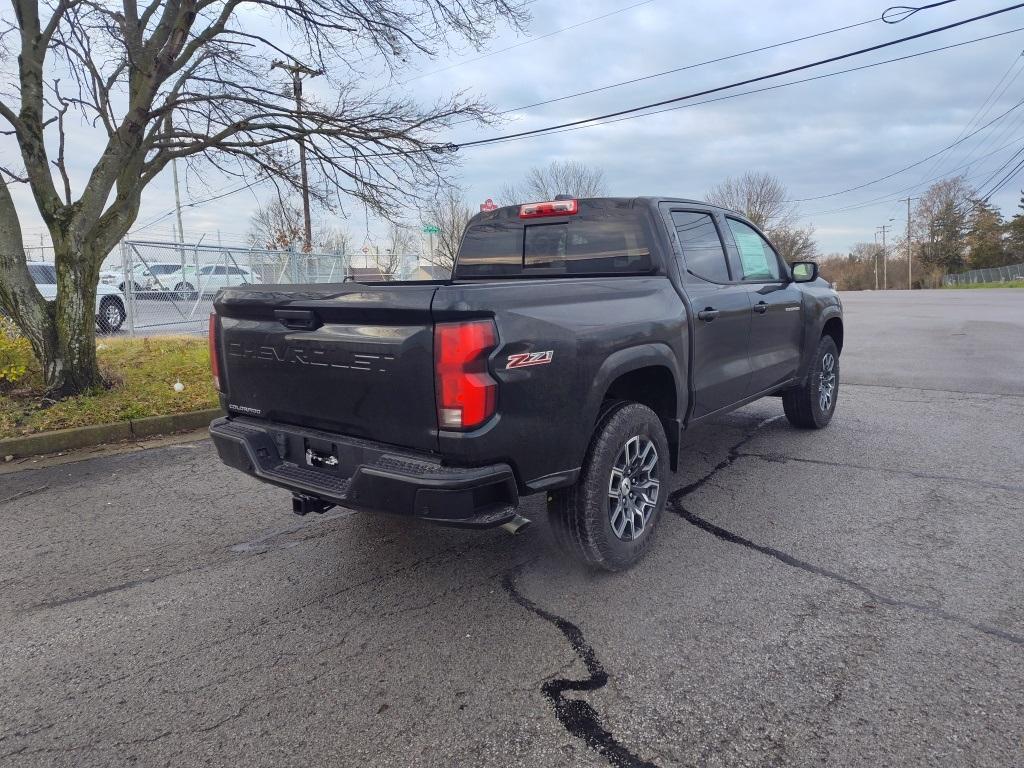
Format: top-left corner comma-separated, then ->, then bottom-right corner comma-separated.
8,0 -> 1024,256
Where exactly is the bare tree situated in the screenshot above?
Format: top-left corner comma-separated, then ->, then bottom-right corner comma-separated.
770,224 -> 820,263
499,160 -> 608,205
374,221 -> 415,280
420,185 -> 472,273
704,171 -> 795,230
248,197 -> 306,251
705,171 -> 819,264
0,0 -> 527,397
913,176 -> 975,274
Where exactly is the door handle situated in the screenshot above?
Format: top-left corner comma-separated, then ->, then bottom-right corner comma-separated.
753,301 -> 768,314
697,307 -> 720,322
275,309 -> 321,330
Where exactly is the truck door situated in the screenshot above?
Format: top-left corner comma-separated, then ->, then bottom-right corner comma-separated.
669,210 -> 753,418
722,216 -> 804,395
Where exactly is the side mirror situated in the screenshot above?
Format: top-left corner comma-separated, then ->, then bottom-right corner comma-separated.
790,261 -> 818,283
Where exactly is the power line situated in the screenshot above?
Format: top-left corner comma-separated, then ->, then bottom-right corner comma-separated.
449,3 -> 1024,151
802,139 -> 1024,217
787,94 -> 1024,202
906,48 -> 1024,187
979,152 -> 1024,200
491,15 -> 881,118
399,0 -> 657,86
458,25 -> 1024,153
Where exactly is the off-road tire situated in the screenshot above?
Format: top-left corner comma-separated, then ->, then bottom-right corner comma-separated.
783,335 -> 839,429
548,402 -> 669,571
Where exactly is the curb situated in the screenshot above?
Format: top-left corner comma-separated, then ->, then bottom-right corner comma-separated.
0,408 -> 224,460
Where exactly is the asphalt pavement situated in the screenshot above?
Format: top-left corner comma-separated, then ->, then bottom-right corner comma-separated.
2,289 -> 1023,767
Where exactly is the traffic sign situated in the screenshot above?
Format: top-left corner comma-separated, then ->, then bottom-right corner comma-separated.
480,198 -> 498,212
422,225 -> 440,234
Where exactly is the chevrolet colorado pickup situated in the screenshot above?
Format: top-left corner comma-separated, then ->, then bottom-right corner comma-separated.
209,197 -> 843,570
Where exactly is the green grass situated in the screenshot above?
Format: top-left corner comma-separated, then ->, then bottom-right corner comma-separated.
943,280 -> 1024,289
0,336 -> 218,439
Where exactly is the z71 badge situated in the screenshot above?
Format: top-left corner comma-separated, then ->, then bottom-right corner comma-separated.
506,350 -> 554,369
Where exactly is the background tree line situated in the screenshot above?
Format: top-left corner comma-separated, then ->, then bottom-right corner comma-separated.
819,176 -> 1024,290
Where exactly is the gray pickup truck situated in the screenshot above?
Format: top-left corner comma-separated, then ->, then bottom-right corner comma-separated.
209,196 -> 843,570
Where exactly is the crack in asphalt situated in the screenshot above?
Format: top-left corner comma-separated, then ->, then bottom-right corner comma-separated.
0,484 -> 50,507
735,451 -> 1024,494
501,565 -> 658,768
668,418 -> 1024,648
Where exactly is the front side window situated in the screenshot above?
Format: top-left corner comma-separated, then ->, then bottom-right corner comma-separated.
726,218 -> 781,282
671,211 -> 730,283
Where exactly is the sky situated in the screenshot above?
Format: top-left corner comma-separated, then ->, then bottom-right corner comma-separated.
7,0 -> 1024,258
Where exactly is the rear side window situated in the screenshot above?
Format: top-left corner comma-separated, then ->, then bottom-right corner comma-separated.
726,218 -> 781,282
455,201 -> 654,278
671,211 -> 730,283
28,264 -> 57,284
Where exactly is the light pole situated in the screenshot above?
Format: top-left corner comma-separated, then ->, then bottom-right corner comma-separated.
271,60 -> 323,252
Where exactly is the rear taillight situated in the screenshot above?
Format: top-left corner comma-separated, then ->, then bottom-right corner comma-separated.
519,199 -> 578,218
208,313 -> 222,392
435,320 -> 498,430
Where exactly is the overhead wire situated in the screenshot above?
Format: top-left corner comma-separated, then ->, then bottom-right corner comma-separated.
441,2 -> 1024,152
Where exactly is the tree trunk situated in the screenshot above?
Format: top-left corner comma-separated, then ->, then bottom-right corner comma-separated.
47,242 -> 104,397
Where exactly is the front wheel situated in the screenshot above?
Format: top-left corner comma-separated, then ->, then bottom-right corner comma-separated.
782,335 -> 839,429
548,402 -> 669,571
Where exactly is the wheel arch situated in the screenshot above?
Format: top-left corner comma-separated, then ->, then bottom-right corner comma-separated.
585,344 -> 684,470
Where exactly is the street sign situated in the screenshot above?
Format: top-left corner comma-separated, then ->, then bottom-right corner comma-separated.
480,198 -> 498,212
361,245 -> 369,254
422,225 -> 440,234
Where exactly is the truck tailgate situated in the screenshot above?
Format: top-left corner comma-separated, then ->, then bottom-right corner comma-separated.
214,283 -> 440,451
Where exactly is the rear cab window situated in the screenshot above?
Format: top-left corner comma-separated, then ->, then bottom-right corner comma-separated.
455,199 -> 655,278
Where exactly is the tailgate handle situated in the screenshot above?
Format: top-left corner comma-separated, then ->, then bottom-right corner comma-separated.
275,309 -> 321,331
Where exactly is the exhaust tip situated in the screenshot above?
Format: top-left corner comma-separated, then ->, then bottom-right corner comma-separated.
500,515 -> 532,535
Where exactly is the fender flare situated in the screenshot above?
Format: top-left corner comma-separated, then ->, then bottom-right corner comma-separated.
799,306 -> 843,381
580,343 -> 685,467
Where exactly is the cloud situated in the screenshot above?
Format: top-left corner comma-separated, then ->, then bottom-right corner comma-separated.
6,0 -> 1024,255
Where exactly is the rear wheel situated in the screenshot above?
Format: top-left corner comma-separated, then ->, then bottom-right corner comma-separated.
548,402 -> 669,571
783,335 -> 839,429
174,282 -> 197,301
97,297 -> 125,333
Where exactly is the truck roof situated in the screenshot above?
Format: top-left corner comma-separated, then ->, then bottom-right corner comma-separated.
468,196 -> 738,224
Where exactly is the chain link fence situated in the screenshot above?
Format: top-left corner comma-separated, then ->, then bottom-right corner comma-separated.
942,262 -> 1024,286
119,240 -> 419,336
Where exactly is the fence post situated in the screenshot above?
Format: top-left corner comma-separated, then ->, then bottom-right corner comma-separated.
120,240 -> 135,337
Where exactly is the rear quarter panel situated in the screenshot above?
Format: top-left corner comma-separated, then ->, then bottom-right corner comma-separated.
434,276 -> 687,489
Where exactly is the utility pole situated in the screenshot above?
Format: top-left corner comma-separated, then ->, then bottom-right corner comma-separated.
903,197 -> 917,290
271,60 -> 322,253
169,115 -> 186,268
872,231 -> 879,290
877,222 -> 894,290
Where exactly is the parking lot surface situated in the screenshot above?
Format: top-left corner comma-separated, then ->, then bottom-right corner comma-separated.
2,289 -> 1023,767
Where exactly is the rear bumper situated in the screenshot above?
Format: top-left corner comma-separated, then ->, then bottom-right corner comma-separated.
209,417 -> 519,528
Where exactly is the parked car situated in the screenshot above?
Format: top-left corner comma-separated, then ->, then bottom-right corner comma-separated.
117,262 -> 198,296
28,262 -> 126,332
208,196 -> 843,570
165,264 -> 261,298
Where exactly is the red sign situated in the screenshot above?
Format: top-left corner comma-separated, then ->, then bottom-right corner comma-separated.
479,198 -> 498,212
361,246 -> 369,254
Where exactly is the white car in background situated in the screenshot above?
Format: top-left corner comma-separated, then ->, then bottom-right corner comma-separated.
28,262 -> 126,333
163,264 -> 262,298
